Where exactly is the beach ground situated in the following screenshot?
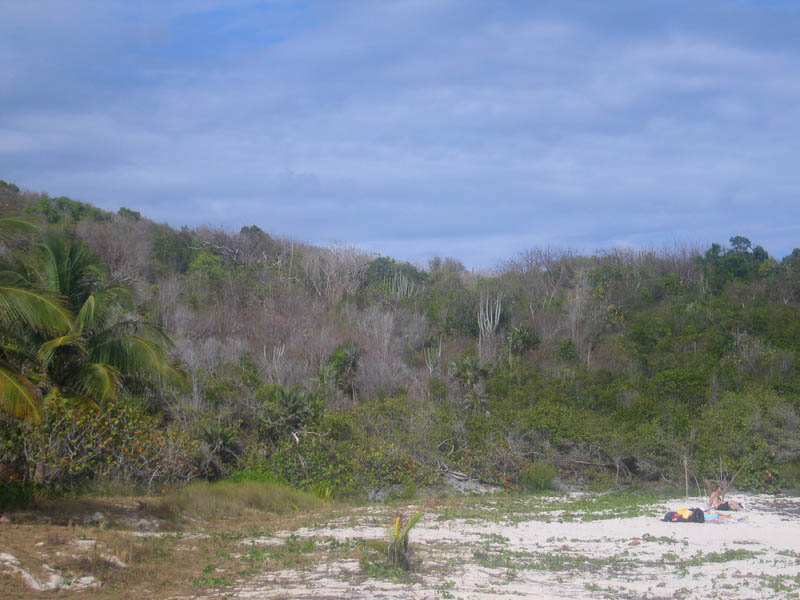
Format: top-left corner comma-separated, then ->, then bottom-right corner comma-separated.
2,491 -> 799,599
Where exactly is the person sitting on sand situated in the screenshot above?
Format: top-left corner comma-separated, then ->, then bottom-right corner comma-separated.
709,484 -> 744,511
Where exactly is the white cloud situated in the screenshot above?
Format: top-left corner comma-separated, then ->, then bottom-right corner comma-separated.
1,1 -> 799,265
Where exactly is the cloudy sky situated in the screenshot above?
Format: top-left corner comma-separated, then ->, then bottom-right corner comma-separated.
1,1 -> 799,268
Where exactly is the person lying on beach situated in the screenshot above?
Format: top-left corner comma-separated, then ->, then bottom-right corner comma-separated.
704,510 -> 748,523
661,508 -> 748,523
709,485 -> 743,511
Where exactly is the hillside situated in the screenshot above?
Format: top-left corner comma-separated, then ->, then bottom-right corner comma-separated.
2,178 -> 800,502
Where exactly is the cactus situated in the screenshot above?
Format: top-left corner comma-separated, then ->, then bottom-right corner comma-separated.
423,335 -> 442,374
477,292 -> 502,359
386,270 -> 419,301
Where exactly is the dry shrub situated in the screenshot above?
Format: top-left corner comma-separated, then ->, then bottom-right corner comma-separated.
589,337 -> 630,372
300,242 -> 372,305
76,218 -> 152,289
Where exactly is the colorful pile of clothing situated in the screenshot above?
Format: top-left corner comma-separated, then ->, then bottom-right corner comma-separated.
662,507 -> 705,523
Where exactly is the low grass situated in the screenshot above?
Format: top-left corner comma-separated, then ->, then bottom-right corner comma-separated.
759,572 -> 800,594
0,479 -> 339,599
2,484 -> 792,599
157,479 -> 323,520
0,523 -> 184,599
473,547 -> 638,573
432,488 -> 667,524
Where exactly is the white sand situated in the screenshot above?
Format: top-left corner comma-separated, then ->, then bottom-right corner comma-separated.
224,493 -> 800,600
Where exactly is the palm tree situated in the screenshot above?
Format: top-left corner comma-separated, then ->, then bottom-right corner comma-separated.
0,218 -> 72,420
35,234 -> 182,406
1,229 -> 180,420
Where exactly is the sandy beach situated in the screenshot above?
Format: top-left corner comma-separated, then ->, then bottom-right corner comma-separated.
222,493 -> 800,600
3,492 -> 799,599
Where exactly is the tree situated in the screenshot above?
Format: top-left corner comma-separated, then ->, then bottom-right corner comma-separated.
0,232 -> 180,421
323,341 -> 359,402
35,234 -> 181,405
449,352 -> 489,410
729,236 -> 752,254
505,324 -> 538,369
0,219 -> 73,420
698,236 -> 771,292
301,243 -> 372,305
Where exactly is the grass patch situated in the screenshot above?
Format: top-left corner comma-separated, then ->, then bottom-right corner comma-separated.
657,548 -> 761,568
473,548 -> 637,573
759,573 -> 800,593
640,533 -> 681,545
557,490 -> 664,521
684,549 -> 760,565
432,489 -> 665,524
158,479 -> 322,519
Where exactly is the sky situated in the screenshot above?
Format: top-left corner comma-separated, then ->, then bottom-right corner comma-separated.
1,0 -> 799,269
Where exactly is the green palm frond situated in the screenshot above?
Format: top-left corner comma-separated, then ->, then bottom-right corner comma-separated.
2,231 -> 184,419
97,283 -> 134,311
101,332 -> 186,391
0,338 -> 37,364
1,231 -> 186,420
0,216 -> 38,239
39,234 -> 106,311
160,361 -> 190,392
91,319 -> 174,357
75,293 -> 97,333
40,235 -> 68,295
0,273 -> 73,334
37,332 -> 86,368
398,511 -> 423,542
76,285 -> 135,333
0,361 -> 41,422
77,363 -> 121,401
90,335 -> 172,378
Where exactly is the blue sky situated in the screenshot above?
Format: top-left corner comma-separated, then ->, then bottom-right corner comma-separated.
1,0 -> 799,269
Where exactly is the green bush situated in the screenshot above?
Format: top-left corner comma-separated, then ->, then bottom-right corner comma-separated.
308,481 -> 334,500
519,463 -> 557,492
586,470 -> 618,492
0,481 -> 36,510
386,481 -> 417,503
229,465 -> 287,485
263,421 -> 436,499
23,398 -> 200,490
692,391 -> 770,489
774,461 -> 800,494
557,339 -> 579,362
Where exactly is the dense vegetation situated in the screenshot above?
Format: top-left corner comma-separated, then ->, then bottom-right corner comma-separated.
2,178 -> 800,505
